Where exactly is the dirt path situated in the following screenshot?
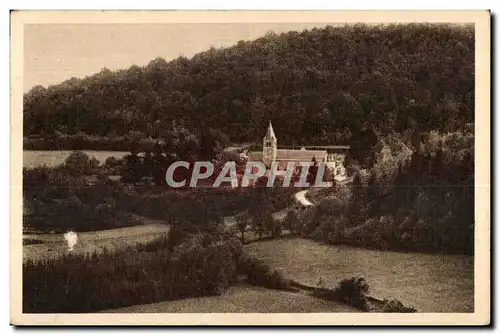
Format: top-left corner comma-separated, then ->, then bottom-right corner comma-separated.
294,190 -> 313,207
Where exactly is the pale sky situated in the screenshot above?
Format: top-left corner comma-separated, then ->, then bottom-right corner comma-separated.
23,23 -> 332,92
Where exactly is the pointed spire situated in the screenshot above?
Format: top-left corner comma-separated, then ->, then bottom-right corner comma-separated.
265,121 -> 277,140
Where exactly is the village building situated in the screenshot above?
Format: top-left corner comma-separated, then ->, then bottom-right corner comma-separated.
245,122 -> 349,181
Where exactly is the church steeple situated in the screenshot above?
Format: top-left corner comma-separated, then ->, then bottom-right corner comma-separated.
265,121 -> 277,141
262,121 -> 277,167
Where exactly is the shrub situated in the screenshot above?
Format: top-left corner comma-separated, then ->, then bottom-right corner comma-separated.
271,221 -> 283,238
250,213 -> 272,239
283,210 -> 301,234
63,151 -> 98,175
103,156 -> 123,174
166,225 -> 189,252
335,277 -> 371,311
237,253 -> 290,290
382,299 -> 417,313
236,214 -> 249,243
311,286 -> 339,301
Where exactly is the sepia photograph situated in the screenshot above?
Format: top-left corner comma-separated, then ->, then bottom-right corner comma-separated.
10,10 -> 490,326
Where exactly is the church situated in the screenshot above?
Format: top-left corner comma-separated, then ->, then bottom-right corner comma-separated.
246,122 -> 349,181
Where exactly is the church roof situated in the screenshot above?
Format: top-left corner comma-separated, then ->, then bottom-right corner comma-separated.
248,151 -> 263,162
265,121 -> 277,140
276,149 -> 327,162
247,149 -> 327,164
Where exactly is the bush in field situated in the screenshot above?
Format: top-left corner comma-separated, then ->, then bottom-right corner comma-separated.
165,224 -> 189,252
262,214 -> 282,238
382,299 -> 417,313
250,212 -> 271,239
103,156 -> 123,174
23,232 -> 242,313
271,221 -> 283,238
335,277 -> 371,311
283,210 -> 302,235
236,213 -> 249,243
237,253 -> 290,290
311,276 -> 375,311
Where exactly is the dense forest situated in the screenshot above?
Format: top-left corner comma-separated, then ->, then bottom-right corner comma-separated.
24,23 -> 474,164
296,128 -> 474,254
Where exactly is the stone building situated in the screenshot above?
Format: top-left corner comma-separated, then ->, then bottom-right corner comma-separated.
247,122 -> 349,180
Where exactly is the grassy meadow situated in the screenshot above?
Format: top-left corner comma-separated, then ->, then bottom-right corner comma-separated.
243,238 -> 474,313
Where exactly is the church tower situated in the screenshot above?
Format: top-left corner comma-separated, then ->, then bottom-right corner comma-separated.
262,121 -> 277,167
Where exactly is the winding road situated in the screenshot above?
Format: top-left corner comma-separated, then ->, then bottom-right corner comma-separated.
294,190 -> 313,207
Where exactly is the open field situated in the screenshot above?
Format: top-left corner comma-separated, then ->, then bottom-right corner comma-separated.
23,150 -> 129,168
23,222 -> 170,263
23,147 -> 249,169
243,238 -> 474,313
103,284 -> 357,313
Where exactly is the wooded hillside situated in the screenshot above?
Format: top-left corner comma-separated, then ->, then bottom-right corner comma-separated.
24,23 -> 474,156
